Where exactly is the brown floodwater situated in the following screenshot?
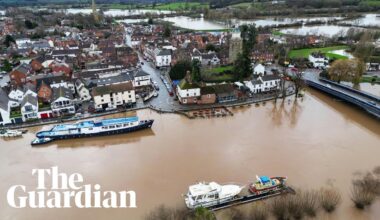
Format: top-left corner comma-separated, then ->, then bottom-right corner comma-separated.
0,89 -> 379,220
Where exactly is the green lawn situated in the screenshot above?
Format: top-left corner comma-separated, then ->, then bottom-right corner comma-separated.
360,0 -> 380,7
202,66 -> 235,82
101,2 -> 209,10
288,46 -> 350,59
230,2 -> 265,9
204,66 -> 233,74
272,30 -> 283,36
361,75 -> 380,83
151,2 -> 209,10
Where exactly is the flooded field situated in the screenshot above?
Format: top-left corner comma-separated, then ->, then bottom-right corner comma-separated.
0,89 -> 379,220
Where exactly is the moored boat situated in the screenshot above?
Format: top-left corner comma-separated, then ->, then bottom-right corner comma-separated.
184,182 -> 244,209
249,175 -> 287,195
34,116 -> 153,144
0,129 -> 23,137
31,137 -> 54,146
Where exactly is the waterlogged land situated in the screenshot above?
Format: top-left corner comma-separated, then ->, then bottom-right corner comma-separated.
0,89 -> 379,219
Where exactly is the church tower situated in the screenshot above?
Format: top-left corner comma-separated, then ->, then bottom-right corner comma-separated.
92,0 -> 99,22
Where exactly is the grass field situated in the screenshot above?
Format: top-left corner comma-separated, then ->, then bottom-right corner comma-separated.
101,2 -> 209,10
153,2 -> 209,10
202,66 -> 235,82
272,30 -> 283,36
361,75 -> 380,83
360,0 -> 380,7
230,2 -> 265,9
288,46 -> 350,59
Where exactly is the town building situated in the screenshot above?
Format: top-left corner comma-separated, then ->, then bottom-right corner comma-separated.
91,81 -> 136,110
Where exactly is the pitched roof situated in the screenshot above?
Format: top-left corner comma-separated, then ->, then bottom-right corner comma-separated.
134,70 -> 149,77
200,86 -> 215,95
93,73 -> 132,86
212,84 -> 235,94
178,79 -> 199,90
52,86 -> 73,101
0,89 -> 9,111
158,49 -> 171,56
21,93 -> 37,107
262,74 -> 280,81
91,81 -> 134,96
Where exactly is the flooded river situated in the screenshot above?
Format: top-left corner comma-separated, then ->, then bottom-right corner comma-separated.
0,89 -> 379,220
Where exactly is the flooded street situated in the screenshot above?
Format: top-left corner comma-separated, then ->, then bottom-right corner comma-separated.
0,89 -> 379,220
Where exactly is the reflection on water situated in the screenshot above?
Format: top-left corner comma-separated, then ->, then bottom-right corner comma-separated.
0,91 -> 379,220
52,130 -> 156,148
281,25 -> 364,37
340,14 -> 380,27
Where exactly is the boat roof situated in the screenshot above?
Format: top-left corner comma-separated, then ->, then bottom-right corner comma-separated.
51,116 -> 139,131
188,182 -> 221,197
260,176 -> 270,184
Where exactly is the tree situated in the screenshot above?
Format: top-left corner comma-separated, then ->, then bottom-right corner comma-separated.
191,59 -> 201,82
169,60 -> 192,80
354,31 -> 375,63
1,60 -> 12,72
292,70 -> 305,98
25,20 -> 37,29
205,43 -> 216,52
163,25 -> 171,38
148,17 -> 153,25
3,35 -> 15,47
233,52 -> 252,80
328,59 -> 365,84
193,207 -> 216,220
240,24 -> 257,54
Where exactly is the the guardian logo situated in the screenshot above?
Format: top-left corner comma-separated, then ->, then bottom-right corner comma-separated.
7,167 -> 137,208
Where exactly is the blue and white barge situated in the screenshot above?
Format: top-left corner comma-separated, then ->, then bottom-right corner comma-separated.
32,116 -> 153,145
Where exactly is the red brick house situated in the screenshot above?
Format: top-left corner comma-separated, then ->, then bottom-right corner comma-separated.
30,57 -> 44,72
9,64 -> 31,86
37,80 -> 52,103
51,63 -> 72,78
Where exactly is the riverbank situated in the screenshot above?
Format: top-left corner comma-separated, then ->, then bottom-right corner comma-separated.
5,90 -> 295,129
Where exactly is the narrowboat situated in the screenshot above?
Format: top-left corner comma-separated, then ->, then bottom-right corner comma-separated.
31,116 -> 153,145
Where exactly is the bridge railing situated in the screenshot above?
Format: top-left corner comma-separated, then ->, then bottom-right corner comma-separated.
319,78 -> 380,102
305,80 -> 380,118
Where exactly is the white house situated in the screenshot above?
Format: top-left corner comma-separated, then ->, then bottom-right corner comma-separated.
51,86 -> 76,116
20,93 -> 38,122
16,38 -> 31,48
245,75 -> 281,93
253,64 -> 265,76
176,79 -> 201,104
0,90 -> 11,126
133,70 -> 151,87
75,79 -> 91,102
50,81 -> 75,94
261,75 -> 281,91
91,81 -> 136,110
8,88 -> 24,103
309,53 -> 328,69
154,49 -> 171,68
191,49 -> 220,66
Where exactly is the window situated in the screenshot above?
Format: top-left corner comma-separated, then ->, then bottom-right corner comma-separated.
109,125 -> 115,129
